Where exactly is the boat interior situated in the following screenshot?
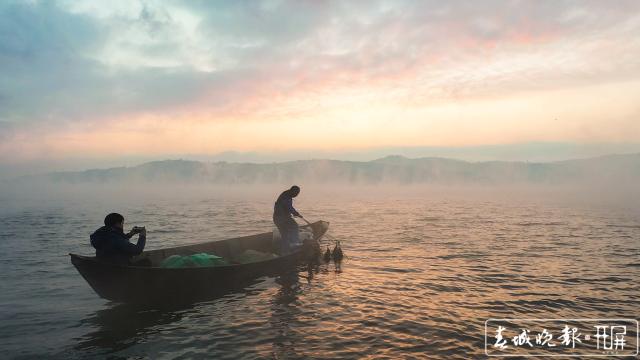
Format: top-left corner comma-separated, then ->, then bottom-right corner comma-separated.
130,221 -> 328,267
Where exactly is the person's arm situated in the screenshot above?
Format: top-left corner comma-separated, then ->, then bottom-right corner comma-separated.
287,197 -> 301,217
115,231 -> 146,256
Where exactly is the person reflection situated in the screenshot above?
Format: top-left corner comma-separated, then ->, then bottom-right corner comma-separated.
270,271 -> 303,358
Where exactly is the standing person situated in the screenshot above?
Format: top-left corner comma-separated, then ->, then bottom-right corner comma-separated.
90,213 -> 147,265
273,185 -> 302,254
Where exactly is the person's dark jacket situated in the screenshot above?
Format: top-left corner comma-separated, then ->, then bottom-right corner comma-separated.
90,226 -> 146,264
273,189 -> 300,219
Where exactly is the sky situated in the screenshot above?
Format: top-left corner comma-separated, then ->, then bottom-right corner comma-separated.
1,0 -> 640,175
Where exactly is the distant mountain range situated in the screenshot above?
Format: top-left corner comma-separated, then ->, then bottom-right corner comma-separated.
11,153 -> 640,185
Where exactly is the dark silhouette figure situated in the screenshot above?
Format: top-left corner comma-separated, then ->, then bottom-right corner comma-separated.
90,213 -> 147,265
273,186 -> 302,254
332,241 -> 343,262
323,246 -> 331,262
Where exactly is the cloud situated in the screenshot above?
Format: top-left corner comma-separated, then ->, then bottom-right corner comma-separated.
0,0 -> 639,157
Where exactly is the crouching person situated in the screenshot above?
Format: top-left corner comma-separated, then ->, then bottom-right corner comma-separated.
90,212 -> 148,265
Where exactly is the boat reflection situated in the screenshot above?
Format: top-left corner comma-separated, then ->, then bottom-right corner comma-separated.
73,278 -> 266,354
74,301 -> 192,354
73,263 -> 342,357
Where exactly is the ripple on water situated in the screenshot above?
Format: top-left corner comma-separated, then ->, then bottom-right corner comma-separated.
0,196 -> 638,359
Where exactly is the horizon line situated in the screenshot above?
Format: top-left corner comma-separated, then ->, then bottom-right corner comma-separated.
16,151 -> 640,179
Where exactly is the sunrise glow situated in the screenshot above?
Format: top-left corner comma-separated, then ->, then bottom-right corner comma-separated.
1,1 -> 639,166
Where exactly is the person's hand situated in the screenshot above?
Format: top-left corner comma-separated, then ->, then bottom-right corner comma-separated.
139,227 -> 147,236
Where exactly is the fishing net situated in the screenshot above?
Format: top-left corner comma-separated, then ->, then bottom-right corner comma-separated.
160,253 -> 228,268
234,249 -> 278,264
272,226 -> 313,249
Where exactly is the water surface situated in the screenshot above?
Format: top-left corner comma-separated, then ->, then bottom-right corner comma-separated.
0,190 -> 638,359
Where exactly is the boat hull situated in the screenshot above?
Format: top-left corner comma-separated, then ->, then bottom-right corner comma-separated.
70,221 -> 328,304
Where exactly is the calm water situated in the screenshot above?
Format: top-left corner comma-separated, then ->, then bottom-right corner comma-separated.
0,189 -> 639,359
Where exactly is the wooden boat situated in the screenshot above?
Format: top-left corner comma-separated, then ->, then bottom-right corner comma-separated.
70,220 -> 329,304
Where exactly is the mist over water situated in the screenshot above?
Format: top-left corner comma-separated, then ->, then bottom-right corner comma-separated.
3,0 -> 640,356
0,184 -> 638,359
